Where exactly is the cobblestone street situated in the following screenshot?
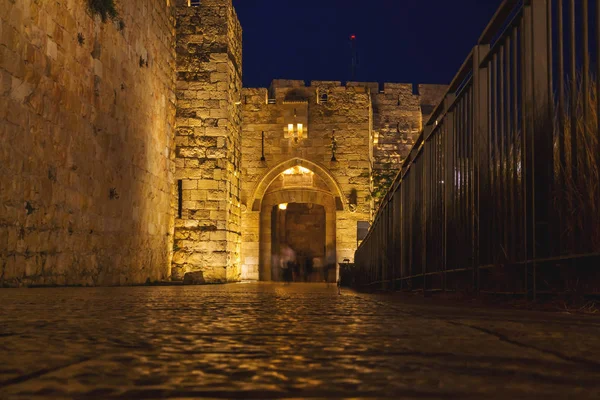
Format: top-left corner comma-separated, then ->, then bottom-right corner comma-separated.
1,283 -> 599,399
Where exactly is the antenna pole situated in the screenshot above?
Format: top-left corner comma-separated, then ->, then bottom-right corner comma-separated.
350,34 -> 357,81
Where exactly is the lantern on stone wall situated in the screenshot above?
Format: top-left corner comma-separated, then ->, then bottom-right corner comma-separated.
331,130 -> 337,162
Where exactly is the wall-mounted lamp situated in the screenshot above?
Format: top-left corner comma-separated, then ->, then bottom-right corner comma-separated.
287,123 -> 305,143
331,129 -> 337,162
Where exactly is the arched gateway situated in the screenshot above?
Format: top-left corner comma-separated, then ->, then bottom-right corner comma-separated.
250,159 -> 343,282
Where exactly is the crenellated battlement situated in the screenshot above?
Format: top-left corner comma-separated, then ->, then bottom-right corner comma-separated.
242,80 -> 445,108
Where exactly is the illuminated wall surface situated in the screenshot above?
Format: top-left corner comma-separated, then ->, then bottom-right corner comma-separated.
172,0 -> 243,283
0,0 -> 177,286
0,0 -> 446,285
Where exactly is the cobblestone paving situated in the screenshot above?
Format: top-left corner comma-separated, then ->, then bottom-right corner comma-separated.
1,283 -> 599,399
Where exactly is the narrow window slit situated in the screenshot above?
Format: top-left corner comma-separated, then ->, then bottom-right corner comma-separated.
177,180 -> 183,218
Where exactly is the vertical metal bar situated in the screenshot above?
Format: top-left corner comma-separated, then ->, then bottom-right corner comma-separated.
558,0 -> 566,169
582,1 -> 590,249
400,184 -> 404,284
473,45 -> 490,291
532,0 -> 552,294
422,147 -> 426,288
459,96 -> 464,274
444,99 -> 456,276
427,139 -> 431,281
492,53 -> 499,264
435,127 -> 448,276
597,0 -> 600,214
440,113 -> 446,291
462,95 -> 468,272
394,188 -> 398,286
505,37 -> 512,262
523,0 -> 552,298
409,168 -> 413,279
391,192 -> 394,286
467,86 -> 474,276
548,0 -> 554,101
440,128 -> 445,279
455,98 -> 464,268
570,0 -> 578,235
583,0 -> 589,139
558,0 -> 567,253
527,2 -> 536,299
546,0 -> 557,256
463,95 -> 468,271
513,26 -> 520,262
434,130 -> 438,277
460,97 -> 465,270
454,103 -> 459,270
434,125 -> 438,276
506,34 -> 514,262
500,44 -> 507,261
520,11 -> 529,295
436,131 -> 439,276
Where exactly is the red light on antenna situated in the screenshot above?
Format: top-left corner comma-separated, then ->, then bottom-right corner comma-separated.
350,34 -> 356,40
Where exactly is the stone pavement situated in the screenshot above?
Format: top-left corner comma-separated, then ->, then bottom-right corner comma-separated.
0,283 -> 599,399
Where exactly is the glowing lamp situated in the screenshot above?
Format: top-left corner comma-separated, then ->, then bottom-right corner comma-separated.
278,203 -> 288,210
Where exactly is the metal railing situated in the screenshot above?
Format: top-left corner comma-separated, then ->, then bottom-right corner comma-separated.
355,0 -> 600,298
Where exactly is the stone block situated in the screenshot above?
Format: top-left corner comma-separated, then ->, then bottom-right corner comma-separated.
183,270 -> 206,285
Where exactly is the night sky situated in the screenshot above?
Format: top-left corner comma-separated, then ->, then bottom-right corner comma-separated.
233,0 -> 503,88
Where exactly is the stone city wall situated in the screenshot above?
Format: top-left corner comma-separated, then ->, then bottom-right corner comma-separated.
172,0 -> 243,283
418,84 -> 448,122
0,0 -> 177,286
0,0 -> 447,286
365,82 -> 447,210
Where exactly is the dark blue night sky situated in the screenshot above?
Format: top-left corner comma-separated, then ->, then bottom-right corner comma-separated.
232,0 -> 503,88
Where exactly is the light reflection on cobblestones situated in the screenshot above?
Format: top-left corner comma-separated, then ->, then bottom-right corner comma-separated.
1,283 -> 599,398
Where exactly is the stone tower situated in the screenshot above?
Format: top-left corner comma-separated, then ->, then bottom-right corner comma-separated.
172,0 -> 243,282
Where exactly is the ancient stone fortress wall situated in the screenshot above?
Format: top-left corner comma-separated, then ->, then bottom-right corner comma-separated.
0,0 -> 446,286
369,83 -> 447,170
365,83 -> 447,212
240,80 -> 373,281
172,0 -> 243,283
0,0 -> 177,286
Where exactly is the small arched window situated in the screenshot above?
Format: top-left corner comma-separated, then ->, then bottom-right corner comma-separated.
319,92 -> 328,104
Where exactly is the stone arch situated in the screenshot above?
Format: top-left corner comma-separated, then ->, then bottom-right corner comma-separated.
250,158 -> 345,212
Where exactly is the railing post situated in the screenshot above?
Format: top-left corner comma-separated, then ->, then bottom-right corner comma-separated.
473,44 -> 490,295
443,94 -> 456,292
422,125 -> 434,294
523,0 -> 551,300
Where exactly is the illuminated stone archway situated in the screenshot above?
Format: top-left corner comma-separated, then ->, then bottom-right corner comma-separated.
249,158 -> 345,212
241,159 -> 344,281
